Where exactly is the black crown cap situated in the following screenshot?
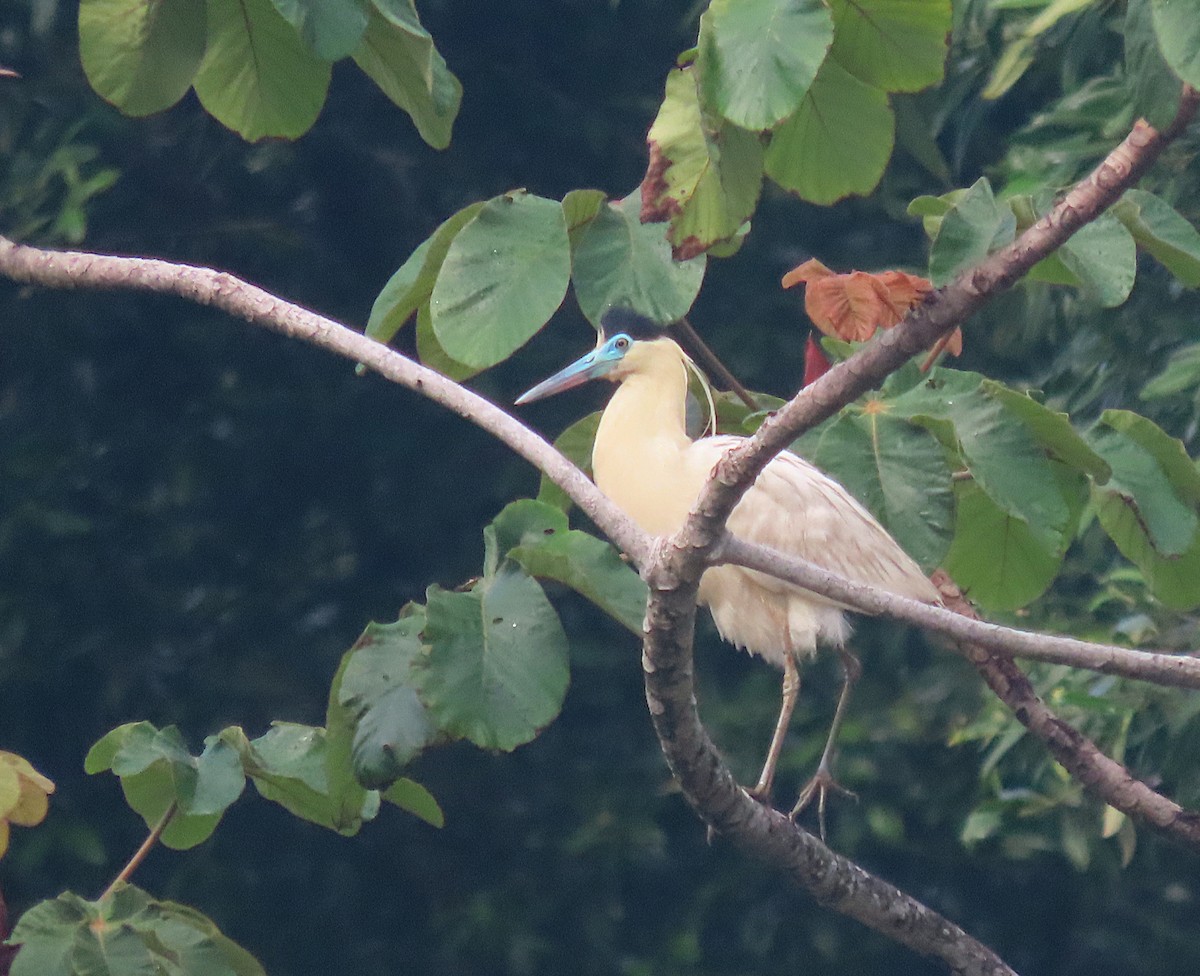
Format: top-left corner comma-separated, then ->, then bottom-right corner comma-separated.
600,307 -> 671,342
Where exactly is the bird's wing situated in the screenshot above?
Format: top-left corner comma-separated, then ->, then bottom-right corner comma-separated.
692,436 -> 938,602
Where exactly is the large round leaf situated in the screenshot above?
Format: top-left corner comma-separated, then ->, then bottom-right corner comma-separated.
570,193 -> 706,328
810,411 -> 954,571
1150,0 -> 1200,88
193,0 -> 332,142
79,0 -> 206,117
642,67 -> 764,259
420,569 -> 570,751
697,0 -> 834,130
269,0 -> 368,59
352,3 -> 462,150
430,192 -> 571,369
827,0 -> 951,94
765,59 -> 894,205
944,481 -> 1063,611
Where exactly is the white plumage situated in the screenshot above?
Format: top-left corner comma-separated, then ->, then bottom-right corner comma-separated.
520,318 -> 939,825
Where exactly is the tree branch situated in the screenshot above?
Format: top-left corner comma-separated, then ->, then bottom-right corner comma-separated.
932,573 -> 1200,847
0,86 -> 1195,975
639,558 -> 1014,976
689,85 -> 1200,538
0,236 -> 648,566
639,87 -> 1200,971
0,232 -> 1017,972
716,535 -> 1200,691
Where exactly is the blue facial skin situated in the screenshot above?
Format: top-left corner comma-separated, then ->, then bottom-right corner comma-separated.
515,333 -> 633,405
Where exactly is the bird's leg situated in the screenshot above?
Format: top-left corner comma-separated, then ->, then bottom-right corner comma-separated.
748,654 -> 800,803
790,647 -> 862,838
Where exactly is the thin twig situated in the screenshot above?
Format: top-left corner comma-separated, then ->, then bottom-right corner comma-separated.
671,316 -> 759,410
101,802 -> 177,900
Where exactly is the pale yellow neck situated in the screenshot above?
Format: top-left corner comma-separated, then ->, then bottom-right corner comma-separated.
591,340 -> 696,535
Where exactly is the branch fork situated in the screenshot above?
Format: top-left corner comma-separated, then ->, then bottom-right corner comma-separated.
0,85 -> 1196,976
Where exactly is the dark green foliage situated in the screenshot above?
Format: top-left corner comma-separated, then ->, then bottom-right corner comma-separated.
5,1 -> 1200,975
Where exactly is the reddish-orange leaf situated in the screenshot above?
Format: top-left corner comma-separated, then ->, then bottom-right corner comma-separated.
782,261 -> 960,361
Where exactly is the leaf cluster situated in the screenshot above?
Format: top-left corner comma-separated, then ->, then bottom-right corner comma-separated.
8,884 -> 262,976
78,0 -> 460,144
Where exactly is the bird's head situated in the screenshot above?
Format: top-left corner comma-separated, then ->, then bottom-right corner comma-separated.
515,308 -> 682,405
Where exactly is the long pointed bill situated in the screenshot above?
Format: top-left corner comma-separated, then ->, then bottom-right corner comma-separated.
515,348 -> 610,405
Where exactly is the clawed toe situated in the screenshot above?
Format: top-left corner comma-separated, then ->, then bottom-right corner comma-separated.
789,767 -> 856,840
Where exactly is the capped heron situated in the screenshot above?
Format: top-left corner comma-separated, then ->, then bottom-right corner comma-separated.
517,308 -> 939,829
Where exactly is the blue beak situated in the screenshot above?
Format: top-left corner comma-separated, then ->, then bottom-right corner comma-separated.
515,342 -> 621,405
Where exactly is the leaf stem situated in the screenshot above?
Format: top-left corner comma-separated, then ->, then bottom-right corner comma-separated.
672,316 -> 759,410
100,802 -> 177,900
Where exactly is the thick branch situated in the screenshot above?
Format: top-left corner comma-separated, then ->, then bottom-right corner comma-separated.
0,237 -> 648,565
640,555 -> 1014,976
640,89 -> 1200,971
689,85 -> 1200,538
1,87 -> 1196,976
716,535 -> 1200,690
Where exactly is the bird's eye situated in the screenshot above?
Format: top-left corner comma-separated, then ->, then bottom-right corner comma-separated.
614,336 -> 630,351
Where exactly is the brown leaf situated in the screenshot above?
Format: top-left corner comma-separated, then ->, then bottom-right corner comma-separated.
639,142 -> 676,224
782,262 -> 960,357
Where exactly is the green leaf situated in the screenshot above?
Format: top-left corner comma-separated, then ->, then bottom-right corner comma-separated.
765,57 -> 894,205
810,411 -> 954,571
430,192 -> 571,369
381,778 -> 444,827
420,568 -> 570,751
561,189 -> 608,235
336,614 -> 437,788
892,371 -> 1071,552
536,411 -> 600,513
10,887 -> 266,976
366,202 -> 485,344
696,0 -> 834,130
1054,213 -> 1137,308
1142,344 -> 1200,399
415,302 -> 480,381
352,1 -> 462,149
85,722 -> 245,850
78,0 -> 206,117
928,178 -> 1016,286
642,67 -> 765,260
1150,0 -> 1200,88
982,0 -> 1095,100
8,892 -> 89,976
193,0 -> 332,142
490,499 -> 648,635
944,480 -> 1063,611
1087,410 -> 1200,559
70,924 -> 159,976
827,0 -> 951,93
981,380 -> 1110,481
907,190 -> 958,237
189,736 -> 247,816
269,0 -> 367,59
1125,0 -> 1183,129
1113,189 -> 1200,287
235,724 -> 379,834
570,193 -> 706,328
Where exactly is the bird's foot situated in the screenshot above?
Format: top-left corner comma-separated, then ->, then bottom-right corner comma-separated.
788,766 -> 856,841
